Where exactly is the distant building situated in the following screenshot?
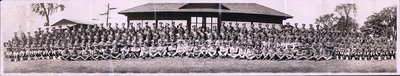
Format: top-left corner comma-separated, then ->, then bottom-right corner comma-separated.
51,18 -> 95,29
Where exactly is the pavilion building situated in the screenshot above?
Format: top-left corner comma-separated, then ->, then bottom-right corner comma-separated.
118,3 -> 293,31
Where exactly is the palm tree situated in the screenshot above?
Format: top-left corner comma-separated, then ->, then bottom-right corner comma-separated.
31,3 -> 65,26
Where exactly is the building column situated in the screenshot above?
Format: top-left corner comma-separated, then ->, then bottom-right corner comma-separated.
187,18 -> 191,32
126,16 -> 130,28
217,16 -> 221,34
155,20 -> 158,29
202,16 -> 206,31
251,22 -> 253,28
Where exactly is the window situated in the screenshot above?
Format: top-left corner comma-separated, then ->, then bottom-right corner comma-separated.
158,20 -> 171,28
253,22 -> 267,28
191,17 -> 203,30
212,17 -> 218,30
129,20 -> 155,29
197,17 -> 203,24
191,17 -> 218,30
206,17 -> 212,29
129,20 -> 142,29
212,18 -> 218,24
158,20 -> 187,29
235,21 -> 250,29
143,20 -> 156,28
173,20 -> 187,29
222,21 -> 236,27
205,17 -> 218,30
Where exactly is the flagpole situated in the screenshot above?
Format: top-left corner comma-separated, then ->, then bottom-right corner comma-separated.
106,3 -> 109,27
100,3 -> 116,27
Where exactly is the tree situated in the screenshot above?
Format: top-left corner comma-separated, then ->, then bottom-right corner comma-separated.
333,3 -> 358,31
315,13 -> 338,29
361,6 -> 396,39
335,3 -> 357,19
31,3 -> 65,26
314,3 -> 358,31
333,16 -> 358,31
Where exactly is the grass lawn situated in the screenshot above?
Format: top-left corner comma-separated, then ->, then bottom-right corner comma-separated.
3,58 -> 396,73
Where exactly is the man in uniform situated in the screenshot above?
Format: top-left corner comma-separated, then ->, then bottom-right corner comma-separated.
371,44 -> 378,60
269,45 -> 280,60
363,46 -> 371,60
98,46 -> 109,60
228,43 -> 239,59
60,47 -> 69,60
131,44 -> 141,58
253,45 -> 263,60
25,44 -> 33,61
199,41 -> 209,58
110,44 -> 121,60
218,43 -> 229,58
12,47 -> 23,61
244,44 -> 256,60
343,44 -> 351,60
43,47 -> 51,60
149,43 -> 159,59
173,41 -> 186,58
89,47 -> 99,60
69,47 -> 79,61
5,43 -> 13,61
237,42 -> 247,59
185,41 -> 195,58
36,46 -> 44,60
79,47 -> 90,61
20,45 -> 29,61
157,40 -> 167,58
17,48 -> 25,61
50,45 -> 58,60
193,39 -> 203,58
167,43 -> 177,57
381,47 -> 388,60
205,40 -> 217,59
65,47 -> 75,61
140,44 -> 150,59
30,47 -> 37,60
106,33 -> 114,46
121,45 -> 130,59
389,44 -> 395,60
55,43 -> 66,60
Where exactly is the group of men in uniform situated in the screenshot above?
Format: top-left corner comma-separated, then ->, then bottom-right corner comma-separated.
3,22 -> 395,61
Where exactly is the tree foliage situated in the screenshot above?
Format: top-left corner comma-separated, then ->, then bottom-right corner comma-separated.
333,16 -> 358,31
31,3 -> 65,26
361,6 -> 396,39
333,3 -> 358,31
334,4 -> 357,18
315,3 -> 358,31
315,13 -> 338,29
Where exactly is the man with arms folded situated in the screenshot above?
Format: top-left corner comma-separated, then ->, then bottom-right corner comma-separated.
228,43 -> 239,59
218,43 -> 229,58
167,43 -> 178,58
149,43 -> 159,59
121,45 -> 130,59
140,44 -> 150,59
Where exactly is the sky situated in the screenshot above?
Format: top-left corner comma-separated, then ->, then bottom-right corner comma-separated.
1,0 -> 398,42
